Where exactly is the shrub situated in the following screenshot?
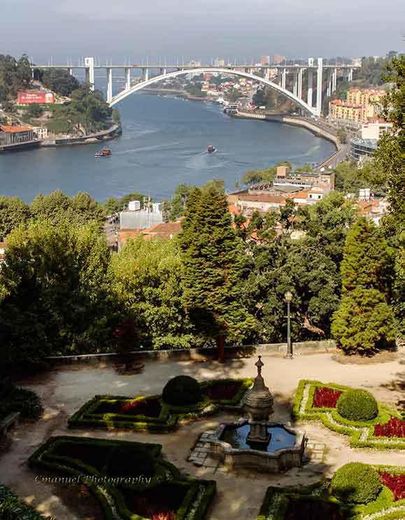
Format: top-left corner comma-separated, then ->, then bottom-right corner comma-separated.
336,389 -> 378,422
162,376 -> 202,406
330,463 -> 382,504
0,379 -> 43,420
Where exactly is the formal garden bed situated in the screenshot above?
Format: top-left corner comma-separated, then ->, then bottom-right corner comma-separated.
257,464 -> 405,520
293,380 -> 405,449
68,377 -> 253,433
29,436 -> 216,520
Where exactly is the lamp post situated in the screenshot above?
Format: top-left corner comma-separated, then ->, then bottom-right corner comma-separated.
284,291 -> 293,359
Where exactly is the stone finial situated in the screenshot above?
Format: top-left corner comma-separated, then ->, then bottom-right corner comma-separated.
255,355 -> 264,376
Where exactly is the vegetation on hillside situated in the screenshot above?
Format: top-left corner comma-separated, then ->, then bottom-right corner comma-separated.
46,86 -> 113,134
0,54 -> 31,109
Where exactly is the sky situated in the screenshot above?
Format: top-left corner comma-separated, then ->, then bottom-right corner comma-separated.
1,0 -> 404,63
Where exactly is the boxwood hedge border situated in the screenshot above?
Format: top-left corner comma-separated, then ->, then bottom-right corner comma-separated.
257,465 -> 405,520
68,378 -> 253,433
292,380 -> 405,450
29,435 -> 216,520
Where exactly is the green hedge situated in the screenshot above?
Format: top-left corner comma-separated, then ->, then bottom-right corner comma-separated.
257,464 -> 405,520
0,379 -> 43,421
331,462 -> 382,504
337,389 -> 379,422
29,436 -> 216,520
162,375 -> 202,406
293,380 -> 405,450
0,484 -> 48,519
68,378 -> 253,433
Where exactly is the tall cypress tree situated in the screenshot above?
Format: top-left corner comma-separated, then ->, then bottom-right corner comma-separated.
332,218 -> 396,355
179,184 -> 256,360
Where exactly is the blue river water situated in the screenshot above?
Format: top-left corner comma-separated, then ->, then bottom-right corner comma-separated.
0,94 -> 335,202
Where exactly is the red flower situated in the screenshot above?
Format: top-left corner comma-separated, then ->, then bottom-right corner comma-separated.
374,418 -> 405,438
312,387 -> 342,408
380,472 -> 405,501
151,511 -> 176,520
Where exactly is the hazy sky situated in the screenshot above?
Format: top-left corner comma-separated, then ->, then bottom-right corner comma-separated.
1,0 -> 404,63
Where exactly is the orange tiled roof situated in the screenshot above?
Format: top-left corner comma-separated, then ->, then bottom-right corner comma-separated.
237,193 -> 286,204
0,124 -> 33,133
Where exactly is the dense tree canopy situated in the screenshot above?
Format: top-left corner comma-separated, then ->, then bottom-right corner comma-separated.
332,218 -> 396,355
38,68 -> 80,97
0,54 -> 31,105
111,237 -> 193,349
0,196 -> 31,241
0,221 -> 115,367
47,86 -> 113,134
179,184 -> 256,359
31,191 -> 105,226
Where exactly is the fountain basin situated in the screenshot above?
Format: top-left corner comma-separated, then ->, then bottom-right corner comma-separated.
209,420 -> 306,473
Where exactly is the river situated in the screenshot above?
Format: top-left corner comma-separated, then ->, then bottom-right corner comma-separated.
0,94 -> 335,202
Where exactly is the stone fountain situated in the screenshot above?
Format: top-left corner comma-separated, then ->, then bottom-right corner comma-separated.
208,356 -> 306,473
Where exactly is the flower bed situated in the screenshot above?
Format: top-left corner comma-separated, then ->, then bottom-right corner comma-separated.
257,465 -> 405,520
312,387 -> 342,408
293,380 -> 405,450
68,378 -> 253,434
29,436 -> 216,520
374,418 -> 405,438
380,473 -> 405,501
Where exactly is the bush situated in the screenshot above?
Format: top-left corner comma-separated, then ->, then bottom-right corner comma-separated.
162,376 -> 202,406
330,463 -> 382,504
336,389 -> 378,422
0,379 -> 43,420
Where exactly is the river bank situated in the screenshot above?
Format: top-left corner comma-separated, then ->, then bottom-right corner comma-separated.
41,123 -> 122,148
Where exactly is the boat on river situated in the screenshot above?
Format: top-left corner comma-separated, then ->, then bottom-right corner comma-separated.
95,147 -> 112,158
207,144 -> 216,153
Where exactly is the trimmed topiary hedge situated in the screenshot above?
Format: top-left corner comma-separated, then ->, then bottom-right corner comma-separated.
162,375 -> 202,406
337,389 -> 378,422
330,462 -> 382,504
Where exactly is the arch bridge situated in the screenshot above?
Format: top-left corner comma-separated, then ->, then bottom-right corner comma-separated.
33,58 -> 359,117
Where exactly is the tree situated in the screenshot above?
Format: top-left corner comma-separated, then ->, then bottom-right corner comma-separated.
31,191 -> 104,226
0,221 -> 115,367
46,86 -> 113,134
111,237 -> 193,349
40,68 -> 80,97
26,103 -> 44,119
337,128 -> 347,144
297,191 -> 356,264
179,184 -> 256,360
372,55 -> 405,337
245,236 -> 340,342
241,161 -> 291,186
0,196 -> 31,241
0,54 -> 31,104
374,55 -> 405,228
332,218 -> 396,355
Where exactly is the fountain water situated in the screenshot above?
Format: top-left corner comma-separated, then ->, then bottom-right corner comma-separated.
208,356 -> 306,472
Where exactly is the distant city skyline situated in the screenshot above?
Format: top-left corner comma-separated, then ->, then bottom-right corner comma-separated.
1,0 -> 404,62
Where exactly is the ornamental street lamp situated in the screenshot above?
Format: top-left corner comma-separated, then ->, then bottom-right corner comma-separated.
284,291 -> 293,359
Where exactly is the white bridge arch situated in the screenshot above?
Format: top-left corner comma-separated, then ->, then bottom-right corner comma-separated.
109,67 -> 317,116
